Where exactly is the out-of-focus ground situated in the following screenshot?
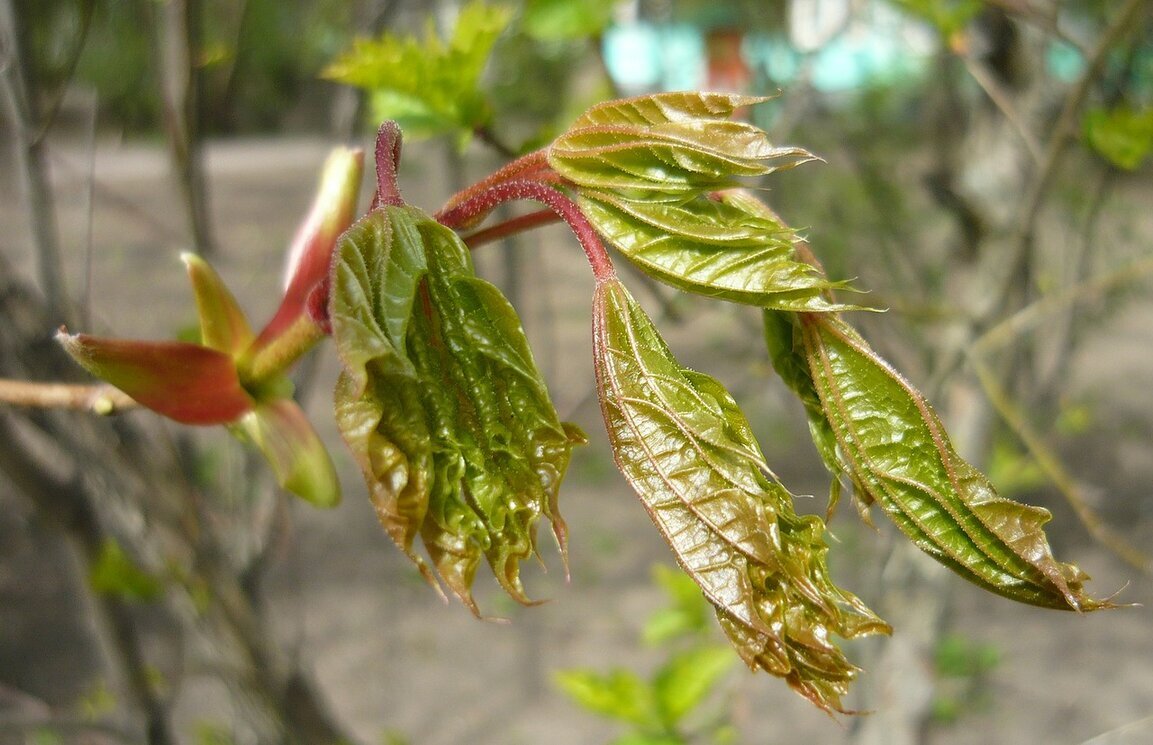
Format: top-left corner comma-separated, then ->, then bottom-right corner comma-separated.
2,134 -> 1152,745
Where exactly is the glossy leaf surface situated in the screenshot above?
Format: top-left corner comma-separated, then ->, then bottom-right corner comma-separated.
550,92 -> 815,196
593,279 -> 889,711
794,313 -> 1111,611
579,191 -> 846,311
330,205 -> 581,613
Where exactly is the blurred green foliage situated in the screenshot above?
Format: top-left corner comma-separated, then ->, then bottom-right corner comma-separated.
554,564 -> 738,745
931,633 -> 1001,724
88,538 -> 164,602
1085,105 -> 1153,171
324,1 -> 513,145
18,0 -> 354,133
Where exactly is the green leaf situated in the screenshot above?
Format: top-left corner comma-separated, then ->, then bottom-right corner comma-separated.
642,564 -> 712,644
182,252 -> 253,356
763,310 -> 845,515
888,0 -> 982,37
330,205 -> 582,613
549,92 -> 816,196
611,735 -> 682,745
653,646 -> 736,727
795,313 -> 1113,611
579,191 -> 848,311
553,668 -> 658,729
592,279 -> 889,712
521,0 -> 616,41
1084,105 -> 1153,171
89,539 -> 164,601
324,1 -> 512,142
231,399 -> 341,507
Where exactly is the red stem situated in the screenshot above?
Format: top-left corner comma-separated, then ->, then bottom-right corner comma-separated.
438,149 -> 557,218
461,209 -> 561,249
437,179 -> 616,282
373,121 -> 404,208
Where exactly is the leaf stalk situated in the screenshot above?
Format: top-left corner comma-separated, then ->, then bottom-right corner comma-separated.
438,178 -> 616,282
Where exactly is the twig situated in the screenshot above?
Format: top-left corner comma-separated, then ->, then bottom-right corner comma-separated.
0,379 -> 138,414
0,0 -> 74,325
992,0 -> 1147,312
974,253 -> 1153,354
967,351 -> 1150,571
960,53 -> 1043,165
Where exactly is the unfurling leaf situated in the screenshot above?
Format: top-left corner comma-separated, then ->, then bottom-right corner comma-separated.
778,311 -> 1113,611
183,252 -> 254,356
593,279 -> 889,712
549,92 -> 816,196
330,204 -> 583,614
57,332 -> 253,425
231,399 -> 341,507
579,190 -> 849,312
257,146 -> 364,346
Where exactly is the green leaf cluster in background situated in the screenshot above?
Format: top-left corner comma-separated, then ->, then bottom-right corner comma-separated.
555,564 -> 738,744
520,0 -> 616,41
330,204 -> 582,614
1084,104 -> 1153,171
323,1 -> 513,143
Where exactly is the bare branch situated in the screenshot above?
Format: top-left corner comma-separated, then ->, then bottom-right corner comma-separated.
0,379 -> 139,415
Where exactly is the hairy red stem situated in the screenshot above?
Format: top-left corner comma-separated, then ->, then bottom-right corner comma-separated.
437,179 -> 616,282
438,149 -> 557,217
461,209 -> 561,249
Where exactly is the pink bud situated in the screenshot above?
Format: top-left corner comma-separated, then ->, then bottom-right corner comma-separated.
256,147 -> 364,347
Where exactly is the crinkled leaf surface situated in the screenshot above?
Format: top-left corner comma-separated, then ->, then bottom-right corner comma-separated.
549,92 -> 815,196
592,279 -> 889,711
330,204 -> 582,613
795,312 -> 1112,611
579,191 -> 847,311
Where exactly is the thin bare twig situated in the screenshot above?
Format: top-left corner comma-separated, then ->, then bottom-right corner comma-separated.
993,0 -> 1147,312
0,379 -> 138,414
960,53 -> 1044,165
967,352 -> 1150,571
